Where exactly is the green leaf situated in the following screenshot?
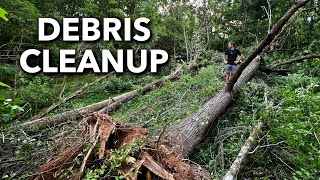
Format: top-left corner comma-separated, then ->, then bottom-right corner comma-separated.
2,114 -> 11,122
0,8 -> 9,22
0,82 -> 11,89
13,98 -> 24,105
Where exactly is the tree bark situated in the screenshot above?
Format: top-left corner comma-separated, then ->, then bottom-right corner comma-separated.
226,0 -> 310,92
270,54 -> 320,69
259,66 -> 291,75
222,121 -> 264,180
167,57 -> 261,157
17,68 -> 182,132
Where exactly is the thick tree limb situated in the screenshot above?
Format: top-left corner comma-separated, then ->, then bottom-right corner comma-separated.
226,0 -> 310,92
270,54 -> 320,69
259,66 -> 291,75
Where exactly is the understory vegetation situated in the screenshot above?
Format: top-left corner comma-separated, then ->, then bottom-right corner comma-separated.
1,0 -> 320,179
192,73 -> 320,179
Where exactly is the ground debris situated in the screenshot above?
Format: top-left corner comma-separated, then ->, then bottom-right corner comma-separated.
30,113 -> 208,180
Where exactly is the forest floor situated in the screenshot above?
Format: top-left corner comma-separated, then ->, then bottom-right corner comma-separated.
1,60 -> 320,179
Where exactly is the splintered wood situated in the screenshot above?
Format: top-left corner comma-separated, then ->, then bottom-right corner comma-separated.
31,113 -> 208,180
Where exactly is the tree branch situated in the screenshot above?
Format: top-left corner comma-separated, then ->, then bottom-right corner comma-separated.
270,54 -> 320,69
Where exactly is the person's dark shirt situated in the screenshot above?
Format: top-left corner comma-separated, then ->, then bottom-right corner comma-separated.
225,48 -> 241,65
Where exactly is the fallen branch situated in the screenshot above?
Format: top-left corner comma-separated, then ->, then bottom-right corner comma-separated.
18,62 -> 205,132
259,66 -> 291,75
17,67 -> 182,132
75,134 -> 100,180
248,140 -> 285,155
270,54 -> 320,69
222,121 -> 264,180
59,75 -> 67,99
28,73 -> 114,121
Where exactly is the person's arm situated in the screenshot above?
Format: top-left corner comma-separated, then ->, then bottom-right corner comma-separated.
236,53 -> 244,63
224,50 -> 228,64
240,53 -> 244,60
235,50 -> 244,64
223,54 -> 228,64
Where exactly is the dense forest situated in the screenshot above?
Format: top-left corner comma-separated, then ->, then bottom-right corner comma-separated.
0,0 -> 319,179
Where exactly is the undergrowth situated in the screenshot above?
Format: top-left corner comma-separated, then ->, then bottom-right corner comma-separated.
110,63 -> 224,134
191,73 -> 320,179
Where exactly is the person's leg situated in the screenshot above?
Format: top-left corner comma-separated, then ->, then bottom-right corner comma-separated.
230,65 -> 237,79
225,65 -> 231,81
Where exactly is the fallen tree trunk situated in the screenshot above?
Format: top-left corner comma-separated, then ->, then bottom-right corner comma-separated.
166,57 -> 261,156
270,54 -> 320,69
222,121 -> 264,180
165,0 -> 309,157
28,73 -> 114,121
18,67 -> 183,132
226,0 -> 310,92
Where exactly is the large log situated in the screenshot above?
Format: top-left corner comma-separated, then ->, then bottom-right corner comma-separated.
167,57 -> 261,157
17,67 -> 183,132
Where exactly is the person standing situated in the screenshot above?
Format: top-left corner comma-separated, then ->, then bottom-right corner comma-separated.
223,42 -> 244,81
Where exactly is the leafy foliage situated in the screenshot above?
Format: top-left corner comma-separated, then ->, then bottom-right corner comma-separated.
83,138 -> 144,179
0,97 -> 24,123
0,7 -> 9,22
250,74 -> 320,179
0,82 -> 24,124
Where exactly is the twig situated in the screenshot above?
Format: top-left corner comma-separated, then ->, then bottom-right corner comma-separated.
156,120 -> 171,148
2,132 -> 4,143
248,141 -> 286,154
76,122 -> 100,180
29,73 -> 114,121
271,152 -> 294,171
59,76 -> 67,99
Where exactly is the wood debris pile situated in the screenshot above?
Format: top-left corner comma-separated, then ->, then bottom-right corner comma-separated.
31,113 -> 209,180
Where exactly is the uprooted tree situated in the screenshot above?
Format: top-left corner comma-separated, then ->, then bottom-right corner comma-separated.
18,0 -> 316,179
